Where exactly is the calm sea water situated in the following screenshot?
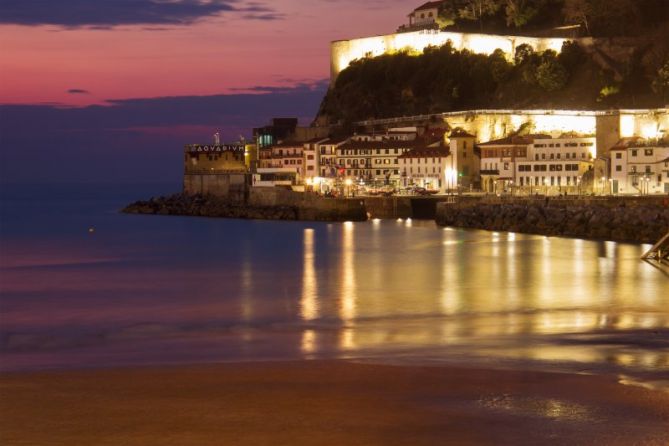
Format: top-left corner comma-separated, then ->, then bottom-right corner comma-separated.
1,183 -> 668,383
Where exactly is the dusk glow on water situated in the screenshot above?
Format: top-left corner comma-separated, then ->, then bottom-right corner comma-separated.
1,184 -> 667,380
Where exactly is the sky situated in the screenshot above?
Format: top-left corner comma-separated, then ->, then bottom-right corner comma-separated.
0,0 -> 409,183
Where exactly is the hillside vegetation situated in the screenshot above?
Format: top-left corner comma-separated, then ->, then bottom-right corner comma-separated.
317,0 -> 669,125
318,40 -> 669,125
432,0 -> 669,37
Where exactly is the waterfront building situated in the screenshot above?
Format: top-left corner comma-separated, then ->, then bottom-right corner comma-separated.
335,129 -> 432,185
478,135 -> 597,195
610,138 -> 669,195
302,137 -> 330,182
398,146 -> 451,191
271,142 -> 305,176
478,135 -> 544,194
518,136 -> 596,194
336,138 -> 413,186
184,143 -> 247,174
316,137 -> 349,178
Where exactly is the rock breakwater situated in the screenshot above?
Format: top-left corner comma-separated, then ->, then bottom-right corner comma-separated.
122,194 -> 368,222
436,199 -> 669,244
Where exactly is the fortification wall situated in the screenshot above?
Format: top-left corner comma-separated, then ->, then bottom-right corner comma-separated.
357,109 -> 668,153
331,30 -> 568,83
183,173 -> 249,203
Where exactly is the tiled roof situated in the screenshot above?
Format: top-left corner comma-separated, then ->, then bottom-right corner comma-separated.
477,134 -> 551,147
398,148 -> 451,159
412,1 -> 443,12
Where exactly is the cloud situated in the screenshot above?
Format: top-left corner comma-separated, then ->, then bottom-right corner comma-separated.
0,0 -> 281,27
67,89 -> 90,95
0,81 -> 328,184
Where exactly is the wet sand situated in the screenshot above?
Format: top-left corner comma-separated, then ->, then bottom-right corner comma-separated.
1,361 -> 668,446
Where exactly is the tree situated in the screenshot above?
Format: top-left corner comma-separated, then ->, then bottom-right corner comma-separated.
563,0 -> 641,36
563,0 -> 592,35
536,59 -> 568,91
504,0 -> 543,28
652,60 -> 669,101
457,0 -> 503,30
514,43 -> 535,65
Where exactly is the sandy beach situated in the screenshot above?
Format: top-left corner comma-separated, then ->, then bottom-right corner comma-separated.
1,360 -> 668,446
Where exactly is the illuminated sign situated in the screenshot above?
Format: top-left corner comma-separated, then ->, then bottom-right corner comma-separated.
186,144 -> 246,153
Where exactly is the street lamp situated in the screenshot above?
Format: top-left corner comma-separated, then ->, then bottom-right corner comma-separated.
344,178 -> 353,197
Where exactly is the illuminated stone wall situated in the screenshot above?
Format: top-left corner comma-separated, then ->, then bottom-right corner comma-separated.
331,30 -> 568,83
437,109 -> 669,153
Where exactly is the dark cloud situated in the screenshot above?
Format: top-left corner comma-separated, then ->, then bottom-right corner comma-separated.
0,0 -> 281,27
0,81 -> 328,184
67,89 -> 90,95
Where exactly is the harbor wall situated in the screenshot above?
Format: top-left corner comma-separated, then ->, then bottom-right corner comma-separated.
435,197 -> 669,244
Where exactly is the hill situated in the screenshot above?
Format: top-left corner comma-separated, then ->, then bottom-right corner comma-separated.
317,0 -> 669,125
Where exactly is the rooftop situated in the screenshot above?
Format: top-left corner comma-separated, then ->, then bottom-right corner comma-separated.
477,134 -> 552,147
411,1 -> 443,13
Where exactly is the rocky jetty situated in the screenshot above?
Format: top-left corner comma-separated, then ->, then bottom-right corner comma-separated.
436,199 -> 669,244
122,194 -> 367,222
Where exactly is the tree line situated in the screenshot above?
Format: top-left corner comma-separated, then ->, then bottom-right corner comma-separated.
433,0 -> 669,37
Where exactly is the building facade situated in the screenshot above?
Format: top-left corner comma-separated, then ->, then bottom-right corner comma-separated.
478,135 -> 597,195
184,143 -> 247,174
610,139 -> 669,195
408,1 -> 442,28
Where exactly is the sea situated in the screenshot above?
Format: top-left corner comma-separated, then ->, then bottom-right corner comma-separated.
1,182 -> 668,387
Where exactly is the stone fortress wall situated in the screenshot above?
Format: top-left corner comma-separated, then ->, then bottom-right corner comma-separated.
331,29 -> 569,83
330,29 -> 641,85
356,109 -> 669,158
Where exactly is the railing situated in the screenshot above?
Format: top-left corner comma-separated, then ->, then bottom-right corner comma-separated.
642,232 -> 669,261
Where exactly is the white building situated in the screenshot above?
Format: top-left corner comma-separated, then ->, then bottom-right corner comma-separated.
398,147 -> 450,191
336,139 -> 414,185
478,135 -> 597,195
408,1 -> 442,27
316,137 -> 349,178
610,138 -> 669,195
302,137 -> 329,183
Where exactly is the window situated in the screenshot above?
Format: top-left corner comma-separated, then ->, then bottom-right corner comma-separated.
645,149 -> 654,156
631,150 -> 638,157
616,165 -> 622,172
616,153 -> 622,159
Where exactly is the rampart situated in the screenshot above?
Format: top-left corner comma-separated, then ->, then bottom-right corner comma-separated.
331,30 -> 569,83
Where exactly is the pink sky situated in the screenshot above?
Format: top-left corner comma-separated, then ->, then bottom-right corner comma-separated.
0,0 -> 409,106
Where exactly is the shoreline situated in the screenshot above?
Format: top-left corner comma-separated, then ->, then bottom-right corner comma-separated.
2,359 -> 668,445
122,193 -> 668,244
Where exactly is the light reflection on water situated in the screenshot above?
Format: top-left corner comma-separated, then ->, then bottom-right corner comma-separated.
0,188 -> 667,376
